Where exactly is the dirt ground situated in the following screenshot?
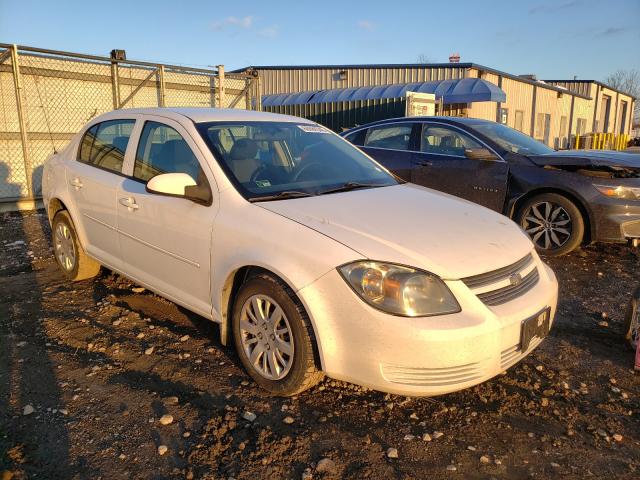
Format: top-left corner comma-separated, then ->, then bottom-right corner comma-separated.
1,209 -> 639,480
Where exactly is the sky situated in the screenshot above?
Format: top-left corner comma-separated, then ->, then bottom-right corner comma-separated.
1,0 -> 639,81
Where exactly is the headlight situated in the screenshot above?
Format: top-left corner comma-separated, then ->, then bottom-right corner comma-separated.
594,184 -> 640,201
338,261 -> 460,317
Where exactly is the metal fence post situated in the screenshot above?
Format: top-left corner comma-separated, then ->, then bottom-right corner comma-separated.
217,65 -> 225,108
158,65 -> 166,107
255,75 -> 262,111
110,60 -> 120,109
10,45 -> 33,199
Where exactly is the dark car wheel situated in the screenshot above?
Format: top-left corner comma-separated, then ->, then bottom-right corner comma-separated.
516,193 -> 584,256
624,286 -> 640,350
232,273 -> 324,396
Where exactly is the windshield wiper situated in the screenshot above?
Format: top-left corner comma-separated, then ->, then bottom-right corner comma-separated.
318,182 -> 386,195
249,191 -> 313,202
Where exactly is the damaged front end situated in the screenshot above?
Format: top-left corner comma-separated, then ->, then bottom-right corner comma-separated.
528,151 -> 640,179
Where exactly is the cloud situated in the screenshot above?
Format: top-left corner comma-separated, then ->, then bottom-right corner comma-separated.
597,26 -> 633,37
258,25 -> 279,38
211,15 -> 254,31
357,20 -> 375,30
529,0 -> 582,14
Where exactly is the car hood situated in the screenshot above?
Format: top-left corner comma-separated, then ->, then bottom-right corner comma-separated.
528,150 -> 640,170
257,183 -> 533,279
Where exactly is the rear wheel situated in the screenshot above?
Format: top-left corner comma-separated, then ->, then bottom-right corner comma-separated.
516,193 -> 584,256
232,273 -> 323,396
52,210 -> 101,281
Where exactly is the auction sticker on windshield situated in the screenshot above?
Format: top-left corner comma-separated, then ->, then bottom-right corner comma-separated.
298,125 -> 329,133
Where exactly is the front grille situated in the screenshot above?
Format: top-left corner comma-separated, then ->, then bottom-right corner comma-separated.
462,253 -> 534,289
380,361 -> 486,387
477,268 -> 539,306
462,253 -> 539,307
500,336 -> 545,370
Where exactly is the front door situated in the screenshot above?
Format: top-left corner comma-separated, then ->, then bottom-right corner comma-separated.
117,117 -> 216,317
67,118 -> 137,268
411,123 -> 509,212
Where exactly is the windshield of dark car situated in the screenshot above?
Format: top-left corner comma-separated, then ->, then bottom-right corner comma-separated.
471,122 -> 555,155
196,121 -> 398,200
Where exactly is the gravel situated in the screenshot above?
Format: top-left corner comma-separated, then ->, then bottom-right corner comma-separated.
1,209 -> 639,480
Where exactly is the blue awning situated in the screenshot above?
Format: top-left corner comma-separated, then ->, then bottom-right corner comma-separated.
262,78 -> 506,107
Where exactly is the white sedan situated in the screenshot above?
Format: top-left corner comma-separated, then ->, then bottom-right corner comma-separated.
42,108 -> 558,396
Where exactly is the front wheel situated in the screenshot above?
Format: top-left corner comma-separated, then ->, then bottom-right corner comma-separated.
232,273 -> 323,396
516,193 -> 584,256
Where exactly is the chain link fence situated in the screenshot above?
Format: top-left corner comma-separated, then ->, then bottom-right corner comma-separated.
0,44 -> 258,204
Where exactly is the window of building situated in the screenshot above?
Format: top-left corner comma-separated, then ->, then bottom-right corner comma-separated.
78,119 -> 135,173
558,116 -> 568,149
534,113 -> 545,140
421,125 -> 483,157
363,124 -> 413,150
134,121 -> 204,183
514,110 -> 524,132
576,118 -> 587,136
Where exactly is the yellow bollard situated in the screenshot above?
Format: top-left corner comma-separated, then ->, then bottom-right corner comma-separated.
575,134 -> 580,149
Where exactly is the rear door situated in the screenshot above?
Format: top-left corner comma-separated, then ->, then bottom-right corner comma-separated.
116,117 -> 216,317
66,118 -> 137,268
411,122 -> 508,211
350,122 -> 417,181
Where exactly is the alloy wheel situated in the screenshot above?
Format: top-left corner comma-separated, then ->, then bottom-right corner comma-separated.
239,294 -> 294,380
522,201 -> 572,251
54,222 -> 76,272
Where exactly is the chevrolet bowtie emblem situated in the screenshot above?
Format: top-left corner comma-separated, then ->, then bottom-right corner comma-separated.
509,273 -> 523,287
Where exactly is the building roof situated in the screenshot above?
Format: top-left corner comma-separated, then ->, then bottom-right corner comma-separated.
262,78 -> 506,107
543,79 -> 636,98
232,62 -> 593,99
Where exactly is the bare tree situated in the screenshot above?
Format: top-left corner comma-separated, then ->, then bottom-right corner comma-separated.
416,53 -> 430,64
605,69 -> 640,123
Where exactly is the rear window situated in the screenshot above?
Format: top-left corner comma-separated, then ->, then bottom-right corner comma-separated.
78,119 -> 135,173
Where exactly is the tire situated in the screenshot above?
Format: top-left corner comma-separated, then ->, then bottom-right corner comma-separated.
52,210 -> 101,281
231,273 -> 323,396
516,193 -> 584,257
624,286 -> 640,350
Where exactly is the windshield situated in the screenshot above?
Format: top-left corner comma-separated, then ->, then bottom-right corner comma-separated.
470,122 -> 555,155
196,121 -> 399,200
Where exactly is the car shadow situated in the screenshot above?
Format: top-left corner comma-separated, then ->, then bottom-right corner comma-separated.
0,207 -> 74,477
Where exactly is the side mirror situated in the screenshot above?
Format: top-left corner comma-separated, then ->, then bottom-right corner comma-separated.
146,173 -> 212,206
464,147 -> 499,161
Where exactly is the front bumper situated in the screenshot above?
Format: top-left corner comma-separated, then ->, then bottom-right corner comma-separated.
298,258 -> 558,396
590,195 -> 640,242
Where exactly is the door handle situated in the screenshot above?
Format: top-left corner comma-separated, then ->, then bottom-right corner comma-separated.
70,177 -> 83,190
417,160 -> 433,167
118,197 -> 139,211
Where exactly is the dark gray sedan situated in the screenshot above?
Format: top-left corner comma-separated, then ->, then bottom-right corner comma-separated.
342,117 -> 640,256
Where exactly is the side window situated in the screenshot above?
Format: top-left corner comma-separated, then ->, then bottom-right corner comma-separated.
363,124 -> 413,151
421,125 -> 482,157
77,119 -> 135,173
134,121 -> 204,183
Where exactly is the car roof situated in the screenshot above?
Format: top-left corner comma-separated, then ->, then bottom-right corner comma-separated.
343,116 -> 492,132
91,107 -> 314,125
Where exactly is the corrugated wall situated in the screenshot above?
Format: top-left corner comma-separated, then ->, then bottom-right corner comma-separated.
257,66 -> 469,95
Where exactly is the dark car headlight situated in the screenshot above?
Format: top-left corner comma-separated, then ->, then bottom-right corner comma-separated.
338,261 -> 460,317
594,185 -> 640,201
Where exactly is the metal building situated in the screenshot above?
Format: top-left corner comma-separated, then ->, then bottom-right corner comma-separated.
234,63 -> 636,149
